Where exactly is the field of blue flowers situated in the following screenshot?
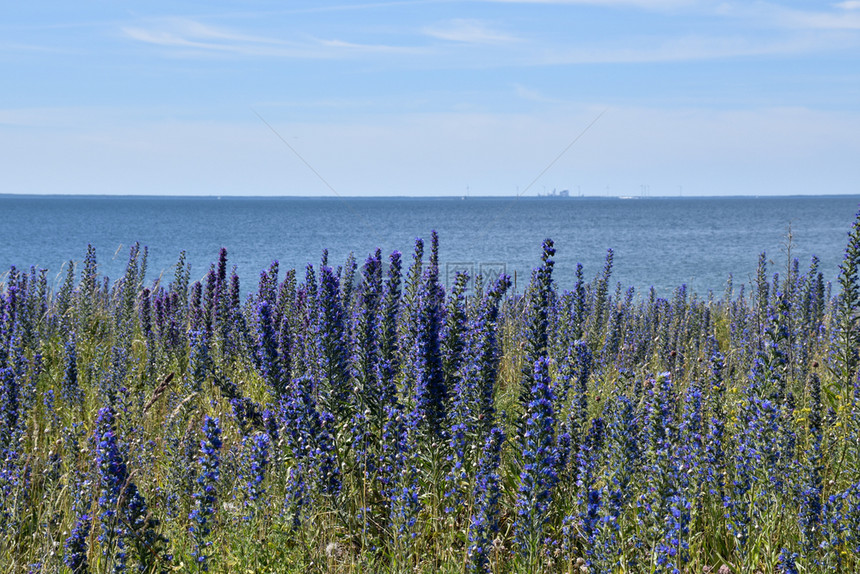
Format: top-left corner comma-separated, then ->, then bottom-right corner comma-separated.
2,217 -> 860,574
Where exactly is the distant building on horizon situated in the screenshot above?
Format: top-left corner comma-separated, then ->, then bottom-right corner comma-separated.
537,188 -> 570,198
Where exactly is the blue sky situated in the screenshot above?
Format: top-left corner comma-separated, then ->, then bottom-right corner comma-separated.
2,1 -> 859,196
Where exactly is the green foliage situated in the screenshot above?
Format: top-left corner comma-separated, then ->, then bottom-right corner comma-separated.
1,230 -> 859,574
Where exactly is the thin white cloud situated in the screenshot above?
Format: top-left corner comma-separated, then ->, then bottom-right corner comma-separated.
122,18 -> 421,59
422,3 -> 860,65
0,42 -> 71,54
513,84 -> 563,103
778,9 -> 860,30
422,19 -> 520,44
524,33 -> 831,65
0,106 -> 198,130
0,107 -> 110,129
317,38 -> 425,54
157,20 -> 285,45
121,20 -> 295,56
279,1 -> 464,14
481,0 -> 696,8
487,0 -> 860,31
714,2 -> 860,30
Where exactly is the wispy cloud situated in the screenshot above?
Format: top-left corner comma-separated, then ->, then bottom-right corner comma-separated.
480,0 -> 695,8
0,106 -> 195,130
122,18 -> 421,58
422,18 -> 520,44
122,19 -> 294,56
274,1 -> 465,14
504,2 -> 860,64
419,3 -> 860,65
513,84 -> 564,103
711,2 -> 860,31
776,7 -> 860,30
317,38 -> 425,53
0,42 -> 72,55
523,33 -> 831,65
117,3 -> 860,68
485,0 -> 860,32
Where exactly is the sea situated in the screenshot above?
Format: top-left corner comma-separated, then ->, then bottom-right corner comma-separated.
1,195 -> 858,299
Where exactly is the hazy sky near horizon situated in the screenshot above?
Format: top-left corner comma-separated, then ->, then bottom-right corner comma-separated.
2,1 -> 859,197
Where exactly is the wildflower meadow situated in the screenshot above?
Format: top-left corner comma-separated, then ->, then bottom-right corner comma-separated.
3,216 -> 860,574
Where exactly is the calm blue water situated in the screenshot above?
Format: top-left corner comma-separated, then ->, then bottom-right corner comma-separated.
1,195 -> 858,298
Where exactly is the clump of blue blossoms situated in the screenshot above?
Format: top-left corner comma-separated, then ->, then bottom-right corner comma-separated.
514,357 -> 558,567
189,416 -> 222,572
467,426 -> 505,574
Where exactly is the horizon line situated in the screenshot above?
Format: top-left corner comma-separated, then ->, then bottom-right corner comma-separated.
2,192 -> 859,200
